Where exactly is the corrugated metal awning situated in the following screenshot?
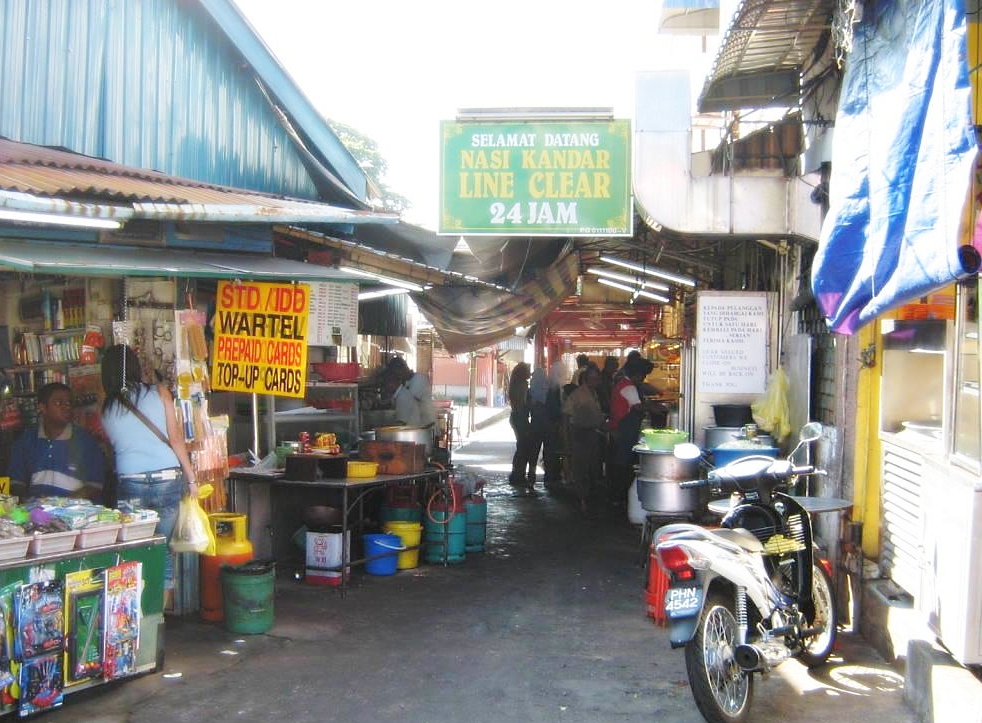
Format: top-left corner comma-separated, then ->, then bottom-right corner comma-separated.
698,0 -> 835,113
0,239 -> 354,282
0,138 -> 397,226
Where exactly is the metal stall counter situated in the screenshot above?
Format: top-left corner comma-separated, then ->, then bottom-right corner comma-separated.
0,534 -> 166,716
228,466 -> 450,596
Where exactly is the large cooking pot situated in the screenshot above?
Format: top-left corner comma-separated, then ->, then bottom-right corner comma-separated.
374,425 -> 434,457
635,477 -> 701,515
633,447 -> 699,480
633,447 -> 701,515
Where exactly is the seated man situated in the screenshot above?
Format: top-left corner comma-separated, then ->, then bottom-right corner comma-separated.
9,382 -> 106,501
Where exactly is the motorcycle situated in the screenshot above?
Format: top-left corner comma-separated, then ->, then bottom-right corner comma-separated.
653,422 -> 837,723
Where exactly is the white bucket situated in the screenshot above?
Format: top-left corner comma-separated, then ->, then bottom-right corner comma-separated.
628,479 -> 647,525
305,530 -> 350,585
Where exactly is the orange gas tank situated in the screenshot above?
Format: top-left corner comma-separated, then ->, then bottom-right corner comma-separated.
200,513 -> 254,622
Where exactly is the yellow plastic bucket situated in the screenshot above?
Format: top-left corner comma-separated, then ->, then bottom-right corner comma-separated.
382,521 -> 422,569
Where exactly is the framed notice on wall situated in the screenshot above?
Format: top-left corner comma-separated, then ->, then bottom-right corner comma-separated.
695,292 -> 769,395
307,282 -> 359,347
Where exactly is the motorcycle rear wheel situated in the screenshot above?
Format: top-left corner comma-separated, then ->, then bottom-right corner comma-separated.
798,562 -> 837,668
685,592 -> 753,723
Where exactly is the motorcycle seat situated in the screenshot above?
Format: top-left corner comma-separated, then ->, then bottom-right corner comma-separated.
713,527 -> 765,553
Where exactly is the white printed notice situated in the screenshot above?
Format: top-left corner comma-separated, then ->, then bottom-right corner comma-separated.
307,282 -> 359,347
696,292 -> 768,394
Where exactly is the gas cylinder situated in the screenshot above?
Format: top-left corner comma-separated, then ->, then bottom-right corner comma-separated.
200,513 -> 254,622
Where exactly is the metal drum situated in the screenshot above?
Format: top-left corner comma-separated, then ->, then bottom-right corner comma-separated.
703,426 -> 773,450
634,447 -> 701,515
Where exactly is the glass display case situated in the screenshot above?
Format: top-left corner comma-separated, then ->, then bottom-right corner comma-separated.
952,278 -> 980,468
879,318 -> 952,452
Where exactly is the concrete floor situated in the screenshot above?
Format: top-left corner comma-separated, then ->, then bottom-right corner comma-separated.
43,413 -> 916,723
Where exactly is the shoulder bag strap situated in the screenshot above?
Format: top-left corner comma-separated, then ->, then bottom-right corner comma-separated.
119,395 -> 171,447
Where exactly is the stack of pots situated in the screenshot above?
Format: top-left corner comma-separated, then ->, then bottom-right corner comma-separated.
634,436 -> 701,516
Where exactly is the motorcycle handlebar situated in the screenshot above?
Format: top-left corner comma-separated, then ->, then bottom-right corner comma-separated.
678,479 -> 708,489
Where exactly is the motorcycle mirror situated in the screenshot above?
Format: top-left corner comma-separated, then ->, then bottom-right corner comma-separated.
673,442 -> 703,460
799,422 -> 823,443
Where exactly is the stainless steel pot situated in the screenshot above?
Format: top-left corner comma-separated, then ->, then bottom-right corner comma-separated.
636,477 -> 700,515
634,447 -> 699,481
703,426 -> 773,450
633,448 -> 701,515
374,425 -> 434,457
703,426 -> 743,449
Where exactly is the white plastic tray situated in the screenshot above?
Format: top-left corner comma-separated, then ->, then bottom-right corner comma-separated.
75,523 -> 123,549
29,530 -> 79,556
0,536 -> 31,561
117,518 -> 158,542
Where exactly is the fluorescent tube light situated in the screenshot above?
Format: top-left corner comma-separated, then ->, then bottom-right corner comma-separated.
337,266 -> 424,292
597,277 -> 670,304
586,267 -> 669,292
0,209 -> 121,230
600,255 -> 695,287
357,287 -> 412,301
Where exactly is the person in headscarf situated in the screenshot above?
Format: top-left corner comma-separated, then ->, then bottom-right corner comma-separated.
507,362 -> 533,489
561,363 -> 606,513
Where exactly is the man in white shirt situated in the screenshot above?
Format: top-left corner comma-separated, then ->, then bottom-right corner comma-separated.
387,357 -> 437,428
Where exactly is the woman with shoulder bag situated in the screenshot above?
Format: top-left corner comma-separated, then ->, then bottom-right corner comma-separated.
100,344 -> 198,611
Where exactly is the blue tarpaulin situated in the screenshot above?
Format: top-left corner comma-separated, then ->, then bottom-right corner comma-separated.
811,0 -> 978,334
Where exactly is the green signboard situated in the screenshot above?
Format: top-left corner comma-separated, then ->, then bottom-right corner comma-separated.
439,119 -> 632,236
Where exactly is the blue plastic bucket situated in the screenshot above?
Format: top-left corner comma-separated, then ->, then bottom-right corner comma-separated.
363,533 -> 403,576
464,497 -> 487,553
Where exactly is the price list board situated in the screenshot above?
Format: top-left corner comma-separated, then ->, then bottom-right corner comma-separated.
696,292 -> 769,395
307,282 -> 359,347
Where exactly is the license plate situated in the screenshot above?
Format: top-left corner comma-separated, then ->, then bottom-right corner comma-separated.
664,585 -> 703,619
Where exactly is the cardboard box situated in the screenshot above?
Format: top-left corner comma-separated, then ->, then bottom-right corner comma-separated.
285,453 -> 348,481
357,440 -> 426,475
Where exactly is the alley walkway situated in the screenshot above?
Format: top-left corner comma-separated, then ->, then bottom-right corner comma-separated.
44,410 -> 915,723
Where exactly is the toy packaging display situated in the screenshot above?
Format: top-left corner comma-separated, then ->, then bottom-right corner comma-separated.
17,653 -> 63,716
103,561 -> 141,680
0,581 -> 22,710
64,570 -> 104,686
14,581 -> 63,661
14,580 -> 65,716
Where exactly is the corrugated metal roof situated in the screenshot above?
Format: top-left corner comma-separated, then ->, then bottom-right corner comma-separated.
698,0 -> 835,112
0,0 -> 367,205
0,138 -> 397,225
0,239 -> 356,281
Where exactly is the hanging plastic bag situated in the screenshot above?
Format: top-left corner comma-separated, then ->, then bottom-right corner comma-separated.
170,495 -> 216,555
751,367 -> 792,443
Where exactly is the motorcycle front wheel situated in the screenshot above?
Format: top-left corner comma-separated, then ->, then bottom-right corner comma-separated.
798,562 -> 837,668
684,592 -> 753,723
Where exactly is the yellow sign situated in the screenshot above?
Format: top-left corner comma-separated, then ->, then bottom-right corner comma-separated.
0,476 -> 8,495
211,281 -> 310,398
